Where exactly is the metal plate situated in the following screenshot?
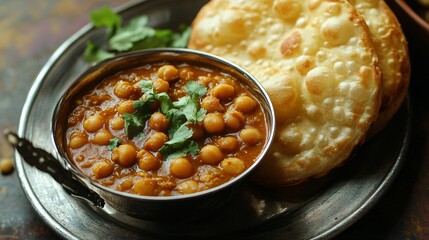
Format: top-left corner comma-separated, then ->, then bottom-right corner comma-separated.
15,0 -> 410,239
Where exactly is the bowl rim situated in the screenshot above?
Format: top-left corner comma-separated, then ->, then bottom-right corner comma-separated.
51,47 -> 276,202
395,0 -> 429,33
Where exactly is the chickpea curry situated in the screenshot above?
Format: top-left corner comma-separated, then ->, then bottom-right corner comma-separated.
65,61 -> 267,196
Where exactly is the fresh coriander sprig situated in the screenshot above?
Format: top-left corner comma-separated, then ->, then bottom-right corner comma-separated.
122,80 -> 171,138
83,7 -> 191,63
121,80 -> 207,160
107,138 -> 121,151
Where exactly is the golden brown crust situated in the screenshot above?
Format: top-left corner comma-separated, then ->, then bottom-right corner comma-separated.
350,0 -> 410,135
189,0 -> 382,186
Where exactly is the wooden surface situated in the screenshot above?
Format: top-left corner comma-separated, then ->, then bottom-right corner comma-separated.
0,0 -> 428,239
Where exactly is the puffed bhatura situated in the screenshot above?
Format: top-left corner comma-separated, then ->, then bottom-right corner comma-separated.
189,0 -> 382,186
351,0 -> 410,135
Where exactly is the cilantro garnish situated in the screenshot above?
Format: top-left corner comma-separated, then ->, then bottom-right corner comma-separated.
159,123 -> 199,159
163,123 -> 193,149
137,80 -> 173,114
184,81 -> 208,98
84,7 -> 191,63
173,81 -> 207,124
90,7 -> 121,36
161,140 -> 200,160
108,16 -> 156,52
120,80 -> 207,160
171,25 -> 192,48
107,138 -> 121,151
122,112 -> 148,138
83,41 -> 115,63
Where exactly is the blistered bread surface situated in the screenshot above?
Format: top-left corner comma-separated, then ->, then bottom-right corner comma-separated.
351,0 -> 410,135
189,0 -> 381,186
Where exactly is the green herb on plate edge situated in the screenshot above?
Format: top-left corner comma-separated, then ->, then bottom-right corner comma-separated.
84,7 -> 191,63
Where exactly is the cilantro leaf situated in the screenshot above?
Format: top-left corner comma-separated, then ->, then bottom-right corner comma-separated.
137,80 -> 172,114
166,109 -> 187,138
157,92 -> 173,114
171,81 -> 207,124
131,29 -> 174,50
85,7 -> 191,63
163,141 -> 199,160
184,81 -> 207,98
182,99 -> 199,123
107,138 -> 121,151
173,96 -> 190,108
122,112 -> 147,138
183,141 -> 200,156
138,80 -> 155,93
138,133 -> 146,140
164,123 -> 193,148
125,15 -> 149,31
171,26 -> 192,48
196,108 -> 207,122
109,26 -> 156,51
83,41 -> 115,63
120,80 -> 175,139
90,7 -> 121,36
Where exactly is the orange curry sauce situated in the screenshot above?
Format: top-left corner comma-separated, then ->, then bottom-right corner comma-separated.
65,61 -> 267,196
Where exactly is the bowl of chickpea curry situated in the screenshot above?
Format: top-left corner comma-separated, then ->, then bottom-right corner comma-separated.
52,48 -> 275,219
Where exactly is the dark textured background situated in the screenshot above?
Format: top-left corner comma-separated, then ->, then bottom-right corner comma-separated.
0,0 -> 428,239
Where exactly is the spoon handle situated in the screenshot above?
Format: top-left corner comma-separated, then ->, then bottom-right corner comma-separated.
4,129 -> 105,208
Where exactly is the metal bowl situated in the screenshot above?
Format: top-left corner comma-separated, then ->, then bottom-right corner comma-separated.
51,48 -> 276,220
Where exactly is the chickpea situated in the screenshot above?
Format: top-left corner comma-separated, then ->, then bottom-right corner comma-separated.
119,178 -> 133,191
117,100 -> 135,114
224,110 -> 245,132
69,132 -> 88,149
144,132 -> 169,152
200,145 -> 223,165
201,96 -> 225,113
92,130 -> 114,145
114,81 -> 133,98
199,76 -> 214,86
80,159 -> 95,168
0,158 -> 14,175
137,150 -> 161,171
149,112 -> 169,132
170,157 -> 193,179
239,128 -> 262,145
221,157 -> 245,176
177,180 -> 199,194
75,155 -> 85,162
216,136 -> 239,153
83,114 -> 104,133
203,113 -> 224,134
235,95 -> 257,113
112,144 -> 137,168
212,83 -> 235,100
92,160 -> 114,179
153,79 -> 169,93
133,178 -> 158,196
158,65 -> 178,82
109,116 -> 124,130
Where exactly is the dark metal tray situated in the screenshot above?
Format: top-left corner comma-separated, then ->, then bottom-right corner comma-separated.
15,0 -> 410,239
